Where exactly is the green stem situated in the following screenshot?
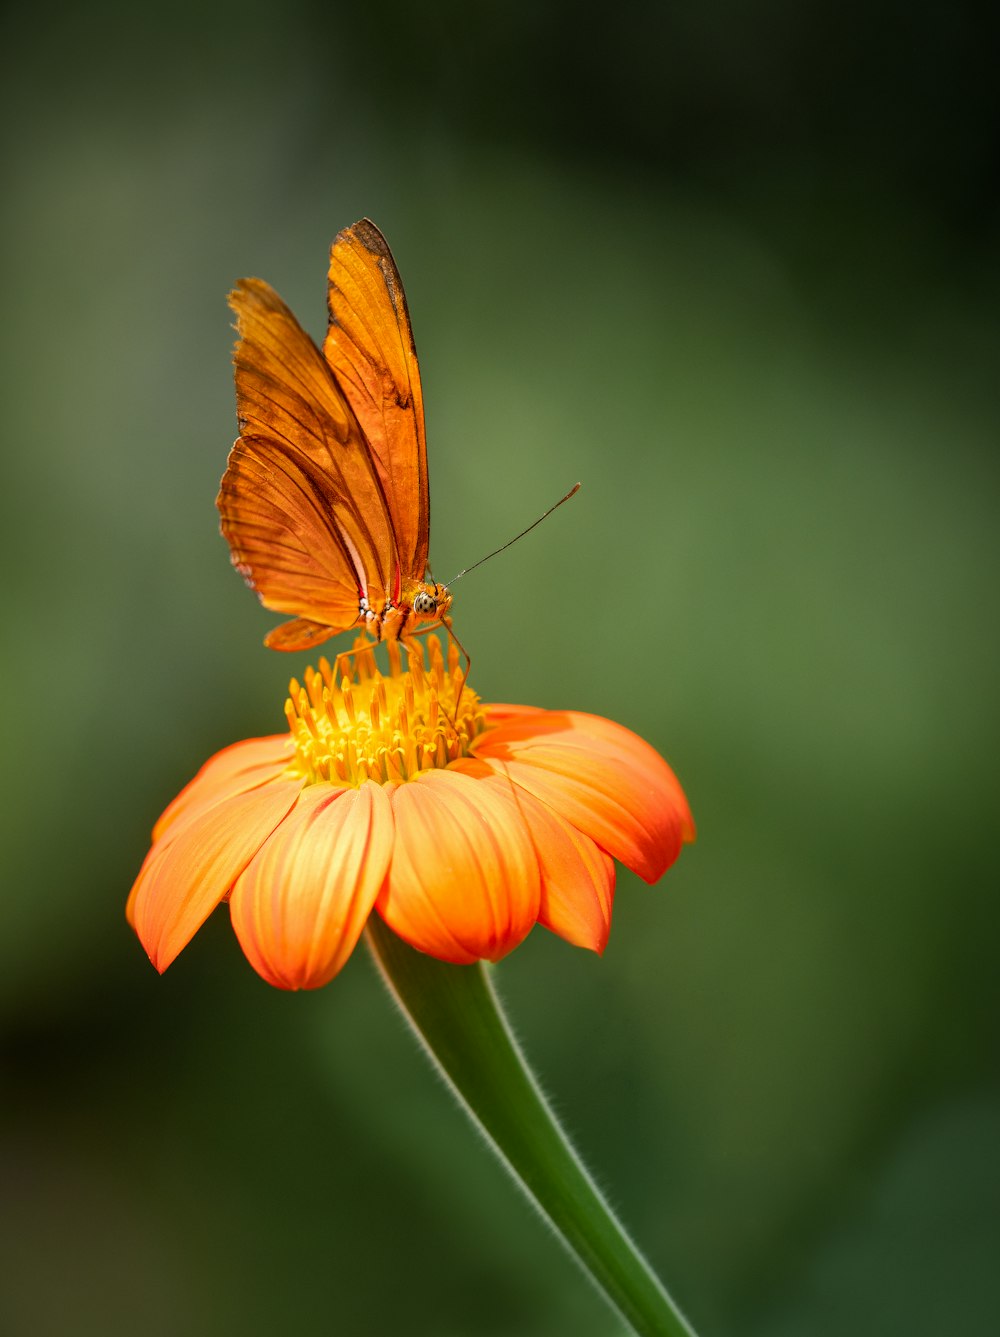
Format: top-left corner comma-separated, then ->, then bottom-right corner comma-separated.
364,917 -> 698,1337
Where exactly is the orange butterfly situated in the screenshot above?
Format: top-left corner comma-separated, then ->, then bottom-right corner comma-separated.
217,219 -> 453,652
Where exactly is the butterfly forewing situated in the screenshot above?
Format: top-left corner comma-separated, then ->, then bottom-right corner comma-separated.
323,220 -> 430,582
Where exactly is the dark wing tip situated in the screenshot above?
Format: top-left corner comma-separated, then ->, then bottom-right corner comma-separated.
329,219 -> 407,321
344,218 -> 392,259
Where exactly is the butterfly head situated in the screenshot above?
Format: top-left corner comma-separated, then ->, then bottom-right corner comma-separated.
412,580 -> 452,623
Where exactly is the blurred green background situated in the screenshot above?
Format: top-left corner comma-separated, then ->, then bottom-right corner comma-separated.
1,2 -> 997,1334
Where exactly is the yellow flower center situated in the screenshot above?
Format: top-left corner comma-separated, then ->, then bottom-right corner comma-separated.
285,635 -> 485,788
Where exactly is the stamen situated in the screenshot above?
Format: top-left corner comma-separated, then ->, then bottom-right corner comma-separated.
285,634 -> 483,788
341,679 -> 356,725
305,665 -> 323,711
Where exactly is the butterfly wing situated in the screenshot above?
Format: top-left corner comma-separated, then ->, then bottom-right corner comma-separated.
218,277 -> 399,648
323,219 -> 430,583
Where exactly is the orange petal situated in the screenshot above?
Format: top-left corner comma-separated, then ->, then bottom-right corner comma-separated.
127,736 -> 294,929
229,782 -> 393,990
378,768 -> 540,964
446,760 -> 615,953
482,710 -> 692,823
475,710 -> 694,882
518,791 -> 616,953
153,735 -> 293,841
128,778 -> 301,973
482,703 -> 547,727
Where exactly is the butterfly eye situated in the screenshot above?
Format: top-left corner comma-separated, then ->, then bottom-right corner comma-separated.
413,590 -> 437,615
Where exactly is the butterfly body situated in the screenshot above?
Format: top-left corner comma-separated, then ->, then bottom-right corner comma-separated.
360,578 -> 452,643
218,220 -> 448,654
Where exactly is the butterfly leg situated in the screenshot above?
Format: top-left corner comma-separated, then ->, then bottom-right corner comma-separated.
399,618 -> 469,686
440,616 -> 471,699
329,635 -> 380,689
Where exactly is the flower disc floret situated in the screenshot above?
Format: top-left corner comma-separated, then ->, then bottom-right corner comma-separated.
286,638 -> 484,787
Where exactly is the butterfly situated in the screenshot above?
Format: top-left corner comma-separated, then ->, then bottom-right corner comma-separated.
217,219 -> 453,653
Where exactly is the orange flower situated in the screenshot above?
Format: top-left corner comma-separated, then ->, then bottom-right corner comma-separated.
127,639 -> 694,989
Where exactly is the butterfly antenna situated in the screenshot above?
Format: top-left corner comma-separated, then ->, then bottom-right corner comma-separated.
445,482 -> 581,585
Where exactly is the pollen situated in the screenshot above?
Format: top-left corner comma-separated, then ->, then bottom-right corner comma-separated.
284,635 -> 485,788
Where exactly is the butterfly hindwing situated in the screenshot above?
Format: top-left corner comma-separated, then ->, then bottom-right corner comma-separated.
219,437 -> 362,631
219,276 -> 400,641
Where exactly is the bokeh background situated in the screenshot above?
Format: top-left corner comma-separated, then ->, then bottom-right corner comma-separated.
1,2 -> 997,1334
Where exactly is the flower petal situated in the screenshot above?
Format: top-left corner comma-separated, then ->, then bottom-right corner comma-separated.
229,781 -> 393,990
128,777 -> 302,973
445,759 -> 615,953
480,703 -> 547,727
518,791 -> 616,953
153,735 -> 293,841
475,710 -> 694,882
126,735 -> 293,928
378,767 -> 540,964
